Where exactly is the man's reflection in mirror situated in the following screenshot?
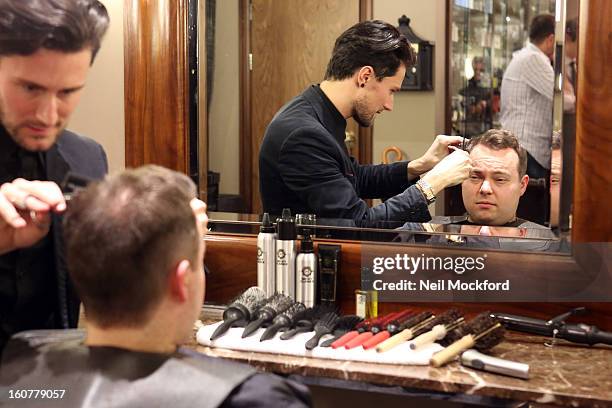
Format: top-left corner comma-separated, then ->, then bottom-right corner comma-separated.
459,129 -> 544,229
563,18 -> 578,114
459,57 -> 493,137
549,132 -> 562,228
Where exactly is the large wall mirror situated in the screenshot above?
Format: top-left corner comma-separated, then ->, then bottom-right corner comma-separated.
196,0 -> 580,252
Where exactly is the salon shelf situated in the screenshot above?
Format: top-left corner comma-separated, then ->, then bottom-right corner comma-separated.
188,313 -> 612,407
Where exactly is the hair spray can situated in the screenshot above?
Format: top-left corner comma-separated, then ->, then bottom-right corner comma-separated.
275,208 -> 297,298
257,213 -> 276,296
296,229 -> 317,307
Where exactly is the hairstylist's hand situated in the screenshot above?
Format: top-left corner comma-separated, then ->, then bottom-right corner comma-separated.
0,179 -> 65,255
420,148 -> 472,195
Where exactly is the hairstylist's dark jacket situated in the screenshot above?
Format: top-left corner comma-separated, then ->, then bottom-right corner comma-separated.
259,85 -> 431,222
0,128 -> 108,352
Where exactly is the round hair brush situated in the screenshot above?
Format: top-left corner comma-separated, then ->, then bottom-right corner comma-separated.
330,316 -> 378,348
242,294 -> 293,338
409,309 -> 464,350
320,315 -> 363,347
375,311 -> 435,353
280,305 -> 336,340
362,311 -> 417,350
305,311 -> 340,350
260,302 -> 306,341
210,286 -> 267,341
430,312 -> 505,367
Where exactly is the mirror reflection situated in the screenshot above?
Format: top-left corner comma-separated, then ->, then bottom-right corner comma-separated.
202,0 -> 577,248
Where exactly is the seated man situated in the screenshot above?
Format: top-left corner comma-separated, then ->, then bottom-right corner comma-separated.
1,165 -> 310,407
458,129 -> 545,230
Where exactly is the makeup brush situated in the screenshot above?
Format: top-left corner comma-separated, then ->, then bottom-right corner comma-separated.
280,305 -> 336,340
242,294 -> 293,338
409,309 -> 464,350
375,311 -> 435,353
210,286 -> 267,340
260,302 -> 306,341
330,316 -> 378,349
345,310 -> 413,350
430,312 -> 505,367
305,311 -> 340,350
362,311 -> 418,350
320,315 -> 363,347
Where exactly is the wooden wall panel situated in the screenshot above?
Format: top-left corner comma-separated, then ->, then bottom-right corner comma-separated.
124,0 -> 189,172
573,0 -> 612,242
249,0 -> 361,213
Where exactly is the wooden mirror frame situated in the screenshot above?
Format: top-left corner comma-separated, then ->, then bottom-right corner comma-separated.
123,0 -> 611,288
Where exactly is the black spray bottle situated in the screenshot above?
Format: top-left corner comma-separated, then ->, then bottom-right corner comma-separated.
257,213 -> 276,296
296,229 -> 317,307
275,208 -> 297,298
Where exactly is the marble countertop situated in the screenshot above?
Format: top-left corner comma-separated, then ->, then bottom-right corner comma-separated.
188,314 -> 612,407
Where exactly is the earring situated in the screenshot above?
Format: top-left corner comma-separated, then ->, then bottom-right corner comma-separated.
360,83 -> 365,88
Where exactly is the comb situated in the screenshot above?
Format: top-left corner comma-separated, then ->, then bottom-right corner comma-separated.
305,311 -> 340,350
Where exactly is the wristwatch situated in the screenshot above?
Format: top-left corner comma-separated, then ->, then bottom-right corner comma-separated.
416,179 -> 436,205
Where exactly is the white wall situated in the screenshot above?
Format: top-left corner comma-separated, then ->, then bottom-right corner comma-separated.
373,0 -> 447,214
69,0 -> 125,174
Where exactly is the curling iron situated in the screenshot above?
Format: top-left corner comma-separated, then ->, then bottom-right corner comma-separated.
490,307 -> 612,347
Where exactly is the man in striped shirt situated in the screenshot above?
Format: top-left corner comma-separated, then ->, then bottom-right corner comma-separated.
500,14 -> 556,180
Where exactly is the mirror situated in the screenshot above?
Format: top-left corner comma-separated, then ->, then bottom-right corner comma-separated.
199,0 -> 577,249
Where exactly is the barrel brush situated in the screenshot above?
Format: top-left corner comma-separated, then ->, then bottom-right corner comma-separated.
320,315 -> 363,347
362,310 -> 418,350
375,311 -> 435,353
345,309 -> 414,350
330,316 -> 378,349
280,305 -> 336,340
210,286 -> 267,340
430,312 -> 505,367
305,311 -> 340,350
241,294 -> 293,338
260,302 -> 306,341
409,309 -> 465,350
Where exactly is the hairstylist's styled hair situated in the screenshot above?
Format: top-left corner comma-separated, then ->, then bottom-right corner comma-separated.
0,0 -> 109,63
64,165 -> 199,328
529,14 -> 555,44
468,129 -> 528,178
324,20 -> 416,81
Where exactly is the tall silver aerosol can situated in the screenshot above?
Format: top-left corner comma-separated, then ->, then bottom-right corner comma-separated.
275,208 -> 297,298
296,229 -> 317,307
257,213 -> 276,296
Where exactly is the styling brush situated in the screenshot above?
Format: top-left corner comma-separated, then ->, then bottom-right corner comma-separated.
430,312 -> 505,367
305,311 -> 340,350
242,294 -> 294,338
320,315 -> 363,347
409,309 -> 465,350
281,305 -> 336,340
210,286 -> 267,340
260,302 -> 306,341
375,311 -> 435,353
362,310 -> 418,350
330,316 -> 378,349
346,310 -> 414,350
336,312 -> 401,349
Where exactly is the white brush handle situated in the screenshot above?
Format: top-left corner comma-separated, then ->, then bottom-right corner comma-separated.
430,335 -> 475,367
376,328 -> 414,353
409,325 -> 446,350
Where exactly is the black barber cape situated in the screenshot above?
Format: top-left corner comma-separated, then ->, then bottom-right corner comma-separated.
1,330 -> 311,408
259,85 -> 431,222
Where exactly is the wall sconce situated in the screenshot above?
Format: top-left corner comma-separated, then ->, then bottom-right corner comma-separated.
397,15 -> 434,91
